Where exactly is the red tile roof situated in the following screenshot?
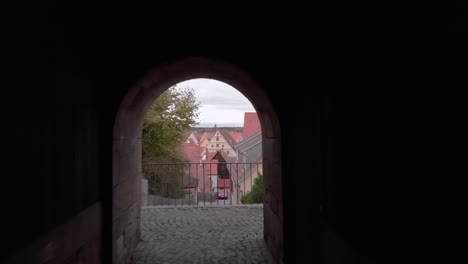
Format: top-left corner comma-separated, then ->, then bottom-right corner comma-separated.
234,131 -> 262,152
195,132 -> 204,140
181,131 -> 192,142
180,142 -> 203,163
243,112 -> 261,139
229,132 -> 243,143
203,132 -> 212,140
206,152 -> 217,160
219,130 -> 236,146
211,149 -> 236,163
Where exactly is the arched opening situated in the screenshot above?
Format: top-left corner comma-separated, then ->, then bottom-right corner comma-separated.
112,57 -> 282,263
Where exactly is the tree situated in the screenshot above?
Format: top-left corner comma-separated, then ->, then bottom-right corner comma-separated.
143,85 -> 200,199
142,85 -> 200,163
241,173 -> 264,204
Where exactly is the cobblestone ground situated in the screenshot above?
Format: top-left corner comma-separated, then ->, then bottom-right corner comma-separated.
131,205 -> 274,264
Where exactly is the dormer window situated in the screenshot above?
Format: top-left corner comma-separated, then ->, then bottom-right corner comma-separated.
216,136 -> 219,141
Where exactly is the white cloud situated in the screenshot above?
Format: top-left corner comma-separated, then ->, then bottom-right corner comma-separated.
175,78 -> 256,126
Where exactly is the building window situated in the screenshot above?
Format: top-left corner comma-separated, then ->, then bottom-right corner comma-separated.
222,144 -> 224,147
216,144 -> 219,147
211,145 -> 213,147
216,136 -> 219,141
227,151 -> 229,154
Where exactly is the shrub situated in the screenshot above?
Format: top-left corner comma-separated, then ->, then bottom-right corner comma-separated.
241,173 -> 263,204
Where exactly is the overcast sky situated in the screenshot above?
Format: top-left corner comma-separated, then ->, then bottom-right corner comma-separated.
175,78 -> 256,127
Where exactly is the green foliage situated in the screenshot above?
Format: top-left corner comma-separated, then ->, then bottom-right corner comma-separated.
241,173 -> 264,204
142,85 -> 200,198
142,85 -> 200,163
144,164 -> 186,198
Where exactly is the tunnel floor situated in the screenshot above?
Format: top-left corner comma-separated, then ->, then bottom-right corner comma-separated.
131,205 -> 274,264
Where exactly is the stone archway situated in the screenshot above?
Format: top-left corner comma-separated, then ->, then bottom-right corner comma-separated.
112,57 -> 283,263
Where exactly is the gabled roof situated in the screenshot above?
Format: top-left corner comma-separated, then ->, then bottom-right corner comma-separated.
243,112 -> 261,139
181,131 -> 192,142
210,149 -> 236,163
180,142 -> 204,163
219,130 -> 236,146
182,131 -> 199,145
206,151 -> 217,160
234,131 -> 262,152
195,132 -> 204,141
229,132 -> 243,143
201,132 -> 212,141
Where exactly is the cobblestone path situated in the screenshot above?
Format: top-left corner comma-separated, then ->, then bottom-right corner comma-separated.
132,205 -> 274,264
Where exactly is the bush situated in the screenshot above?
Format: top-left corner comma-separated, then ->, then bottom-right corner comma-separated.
144,164 -> 185,199
241,173 -> 264,204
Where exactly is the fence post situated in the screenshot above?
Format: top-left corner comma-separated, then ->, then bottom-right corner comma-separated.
142,178 -> 148,206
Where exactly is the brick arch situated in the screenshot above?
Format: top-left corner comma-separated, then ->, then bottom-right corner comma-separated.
113,56 -> 283,263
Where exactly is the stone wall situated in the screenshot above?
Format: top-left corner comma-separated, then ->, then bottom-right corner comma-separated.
2,203 -> 101,264
147,194 -> 198,206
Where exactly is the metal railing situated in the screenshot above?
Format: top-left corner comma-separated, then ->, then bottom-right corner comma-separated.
142,162 -> 262,206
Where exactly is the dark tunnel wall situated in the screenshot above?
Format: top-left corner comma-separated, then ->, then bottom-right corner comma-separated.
2,34 -> 102,261
319,94 -> 467,263
2,4 -> 467,264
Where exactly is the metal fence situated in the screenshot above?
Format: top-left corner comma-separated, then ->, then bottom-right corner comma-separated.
142,162 -> 262,206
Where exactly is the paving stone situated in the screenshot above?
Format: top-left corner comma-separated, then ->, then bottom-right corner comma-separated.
132,205 -> 274,263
